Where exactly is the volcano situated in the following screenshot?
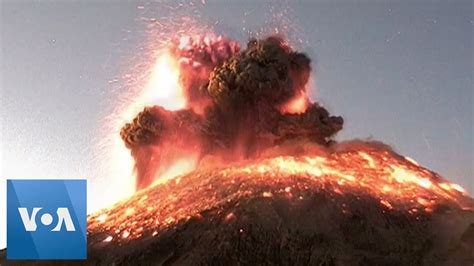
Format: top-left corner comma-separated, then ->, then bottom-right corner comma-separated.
0,141 -> 474,265
2,35 -> 472,265
86,141 -> 474,265
2,141 -> 473,265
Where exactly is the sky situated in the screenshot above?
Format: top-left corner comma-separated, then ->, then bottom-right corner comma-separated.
0,0 -> 472,250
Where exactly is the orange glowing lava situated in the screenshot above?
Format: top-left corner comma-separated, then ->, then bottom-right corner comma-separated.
89,143 -> 473,244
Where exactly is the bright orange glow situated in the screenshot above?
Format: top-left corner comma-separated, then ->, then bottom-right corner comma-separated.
143,52 -> 185,110
89,147 -> 472,245
98,49 -> 189,209
153,155 -> 199,185
94,128 -> 136,211
280,92 -> 308,114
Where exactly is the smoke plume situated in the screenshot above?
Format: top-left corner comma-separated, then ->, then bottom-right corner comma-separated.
120,36 -> 343,189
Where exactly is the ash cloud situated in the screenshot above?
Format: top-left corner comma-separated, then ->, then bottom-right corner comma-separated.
121,36 -> 343,189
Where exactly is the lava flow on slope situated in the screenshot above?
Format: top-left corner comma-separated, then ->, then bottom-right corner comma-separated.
89,141 -> 473,244
85,141 -> 474,265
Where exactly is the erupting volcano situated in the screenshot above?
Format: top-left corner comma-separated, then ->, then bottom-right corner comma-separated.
4,34 -> 471,265
87,34 -> 474,265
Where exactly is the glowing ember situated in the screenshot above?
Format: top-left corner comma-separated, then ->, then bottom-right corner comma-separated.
96,213 -> 107,223
122,230 -> 130,239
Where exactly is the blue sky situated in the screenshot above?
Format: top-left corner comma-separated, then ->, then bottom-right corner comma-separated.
1,0 -> 472,249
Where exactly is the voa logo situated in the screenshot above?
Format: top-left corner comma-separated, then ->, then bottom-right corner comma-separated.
7,179 -> 87,260
18,207 -> 76,232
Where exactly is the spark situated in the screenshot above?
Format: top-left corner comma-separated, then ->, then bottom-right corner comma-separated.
122,230 -> 130,238
96,214 -> 108,223
262,192 -> 273,198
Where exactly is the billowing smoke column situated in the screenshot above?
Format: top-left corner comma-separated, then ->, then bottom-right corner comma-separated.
121,36 -> 343,189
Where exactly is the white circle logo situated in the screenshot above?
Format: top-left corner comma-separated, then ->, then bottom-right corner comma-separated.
40,213 -> 53,226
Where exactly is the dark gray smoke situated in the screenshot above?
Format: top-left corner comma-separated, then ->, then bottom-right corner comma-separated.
121,36 -> 343,189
